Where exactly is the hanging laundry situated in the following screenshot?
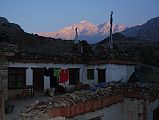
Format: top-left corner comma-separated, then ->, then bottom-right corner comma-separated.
59,69 -> 69,83
54,68 -> 61,80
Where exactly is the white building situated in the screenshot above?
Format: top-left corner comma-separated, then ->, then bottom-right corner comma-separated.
8,60 -> 135,98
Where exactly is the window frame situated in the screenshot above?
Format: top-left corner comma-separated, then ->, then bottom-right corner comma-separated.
87,69 -> 95,80
8,67 -> 27,89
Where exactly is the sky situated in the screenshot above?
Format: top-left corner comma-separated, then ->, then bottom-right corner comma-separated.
0,0 -> 159,33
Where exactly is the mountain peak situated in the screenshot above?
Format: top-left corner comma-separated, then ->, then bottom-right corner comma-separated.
79,20 -> 90,24
38,20 -> 127,43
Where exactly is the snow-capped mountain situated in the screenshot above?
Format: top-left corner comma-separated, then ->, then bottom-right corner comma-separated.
98,22 -> 126,35
38,20 -> 127,43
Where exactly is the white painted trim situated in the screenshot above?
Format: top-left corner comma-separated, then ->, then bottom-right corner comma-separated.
26,67 -> 33,85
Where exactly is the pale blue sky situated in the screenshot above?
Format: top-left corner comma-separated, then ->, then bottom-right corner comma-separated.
0,0 -> 159,33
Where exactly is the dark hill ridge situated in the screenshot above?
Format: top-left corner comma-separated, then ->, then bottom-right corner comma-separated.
0,17 -> 9,24
0,17 -> 73,55
122,16 -> 159,41
94,32 -> 159,66
0,17 -> 84,63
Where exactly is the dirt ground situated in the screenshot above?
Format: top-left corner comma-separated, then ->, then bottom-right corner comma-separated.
5,95 -> 50,120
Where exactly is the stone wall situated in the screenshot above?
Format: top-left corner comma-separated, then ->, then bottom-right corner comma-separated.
0,56 -> 8,120
0,57 -> 8,100
0,79 -> 3,120
123,98 -> 151,120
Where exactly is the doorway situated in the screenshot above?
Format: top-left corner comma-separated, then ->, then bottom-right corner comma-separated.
32,68 -> 44,94
98,69 -> 106,83
69,68 -> 80,85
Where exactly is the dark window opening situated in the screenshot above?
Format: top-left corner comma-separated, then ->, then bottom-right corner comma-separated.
87,69 -> 94,80
98,69 -> 106,83
8,67 -> 26,89
69,68 -> 80,85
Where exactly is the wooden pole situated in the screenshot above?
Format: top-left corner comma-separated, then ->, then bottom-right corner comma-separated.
109,11 -> 113,50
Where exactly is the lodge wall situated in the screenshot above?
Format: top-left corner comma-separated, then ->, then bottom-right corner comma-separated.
82,64 -> 135,85
9,62 -> 85,87
8,62 -> 135,98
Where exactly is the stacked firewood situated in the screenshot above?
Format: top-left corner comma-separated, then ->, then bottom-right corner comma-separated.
17,82 -> 124,119
17,81 -> 159,119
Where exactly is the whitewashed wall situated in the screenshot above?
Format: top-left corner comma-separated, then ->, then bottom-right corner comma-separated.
126,65 -> 135,82
106,64 -> 135,82
9,62 -> 135,90
82,64 -> 135,86
81,65 -> 98,86
44,76 -> 50,91
26,67 -> 33,85
9,62 -> 85,91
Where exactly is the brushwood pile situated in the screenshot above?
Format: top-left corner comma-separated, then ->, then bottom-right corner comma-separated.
17,81 -> 159,120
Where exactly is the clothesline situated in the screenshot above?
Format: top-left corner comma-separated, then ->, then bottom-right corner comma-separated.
44,68 -> 69,84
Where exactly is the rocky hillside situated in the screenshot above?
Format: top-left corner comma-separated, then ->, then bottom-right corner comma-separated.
0,17 -> 83,63
122,16 -> 159,41
0,17 -> 9,24
38,20 -> 127,43
95,33 -> 159,67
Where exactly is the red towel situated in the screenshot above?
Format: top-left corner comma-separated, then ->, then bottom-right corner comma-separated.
59,69 -> 69,83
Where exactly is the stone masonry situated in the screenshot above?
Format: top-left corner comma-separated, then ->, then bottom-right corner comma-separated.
0,56 -> 9,120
